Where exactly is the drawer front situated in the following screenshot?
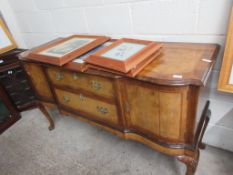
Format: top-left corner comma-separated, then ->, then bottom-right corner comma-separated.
46,67 -> 114,99
54,88 -> 119,125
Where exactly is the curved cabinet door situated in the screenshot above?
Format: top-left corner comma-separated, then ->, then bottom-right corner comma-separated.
125,80 -> 190,144
23,63 -> 53,102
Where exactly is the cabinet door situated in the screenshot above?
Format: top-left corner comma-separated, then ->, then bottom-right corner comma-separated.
125,80 -> 190,143
125,80 -> 160,137
0,97 -> 10,122
0,85 -> 21,134
0,66 -> 36,109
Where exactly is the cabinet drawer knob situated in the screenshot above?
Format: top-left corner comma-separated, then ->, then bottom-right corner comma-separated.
91,80 -> 102,91
97,106 -> 109,115
56,72 -> 63,81
63,96 -> 70,103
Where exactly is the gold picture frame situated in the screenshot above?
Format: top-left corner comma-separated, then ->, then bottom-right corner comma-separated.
0,17 -> 17,54
218,7 -> 233,93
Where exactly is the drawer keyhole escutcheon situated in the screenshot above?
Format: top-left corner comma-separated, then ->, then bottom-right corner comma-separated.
56,72 -> 63,81
125,101 -> 130,112
91,80 -> 102,91
79,93 -> 85,101
63,96 -> 70,103
73,73 -> 79,80
97,106 -> 109,115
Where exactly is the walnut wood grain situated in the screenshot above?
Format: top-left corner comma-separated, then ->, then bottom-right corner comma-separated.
46,66 -> 115,99
23,63 -> 53,102
21,42 -> 219,86
54,87 -> 119,125
20,42 -> 219,175
136,43 -> 219,86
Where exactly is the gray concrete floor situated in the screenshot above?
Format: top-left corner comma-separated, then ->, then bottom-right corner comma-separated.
0,109 -> 233,175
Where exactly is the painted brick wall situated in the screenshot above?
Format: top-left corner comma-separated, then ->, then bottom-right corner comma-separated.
2,0 -> 233,151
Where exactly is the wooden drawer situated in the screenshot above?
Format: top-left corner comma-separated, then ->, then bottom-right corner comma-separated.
46,67 -> 114,99
54,88 -> 119,125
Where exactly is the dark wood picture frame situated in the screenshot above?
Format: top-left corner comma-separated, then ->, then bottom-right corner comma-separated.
85,38 -> 162,73
27,35 -> 110,66
0,17 -> 17,54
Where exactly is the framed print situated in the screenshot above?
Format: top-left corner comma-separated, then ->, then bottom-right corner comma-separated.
0,17 -> 17,54
87,46 -> 163,77
218,7 -> 233,93
64,41 -> 113,71
27,35 -> 110,66
85,38 -> 163,73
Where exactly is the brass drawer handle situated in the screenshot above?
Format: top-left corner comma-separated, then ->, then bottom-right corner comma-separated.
63,96 -> 70,103
91,80 -> 102,91
73,73 -> 79,80
97,106 -> 109,115
56,72 -> 63,81
79,93 -> 85,101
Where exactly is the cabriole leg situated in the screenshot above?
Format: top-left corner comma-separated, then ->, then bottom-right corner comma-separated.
177,150 -> 200,175
38,103 -> 55,130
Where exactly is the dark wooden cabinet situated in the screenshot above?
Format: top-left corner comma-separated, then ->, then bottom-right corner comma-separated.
0,84 -> 21,134
0,96 -> 11,123
0,49 -> 36,134
0,65 -> 36,110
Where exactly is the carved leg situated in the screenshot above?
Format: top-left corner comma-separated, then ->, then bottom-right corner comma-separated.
177,150 -> 200,175
199,143 -> 206,150
194,101 -> 211,150
38,103 -> 55,130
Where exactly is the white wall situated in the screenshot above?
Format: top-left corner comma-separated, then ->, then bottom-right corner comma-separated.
0,0 -> 25,47
1,0 -> 233,151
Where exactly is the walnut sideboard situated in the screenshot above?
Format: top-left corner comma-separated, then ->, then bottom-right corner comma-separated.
20,42 -> 219,175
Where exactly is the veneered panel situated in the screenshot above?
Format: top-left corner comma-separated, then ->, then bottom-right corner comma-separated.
24,63 -> 53,100
46,67 -> 114,99
54,88 -> 119,125
126,81 -> 160,136
159,92 -> 182,140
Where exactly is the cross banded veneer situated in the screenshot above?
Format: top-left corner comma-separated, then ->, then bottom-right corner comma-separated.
20,42 -> 219,175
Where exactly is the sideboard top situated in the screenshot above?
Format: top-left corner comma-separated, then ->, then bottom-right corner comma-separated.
137,42 -> 219,86
20,42 -> 219,86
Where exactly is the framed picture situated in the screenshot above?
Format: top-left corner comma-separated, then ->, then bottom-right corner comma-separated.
85,38 -> 163,73
64,41 -> 113,71
27,35 -> 110,66
0,17 -> 17,54
87,46 -> 163,77
218,7 -> 233,93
